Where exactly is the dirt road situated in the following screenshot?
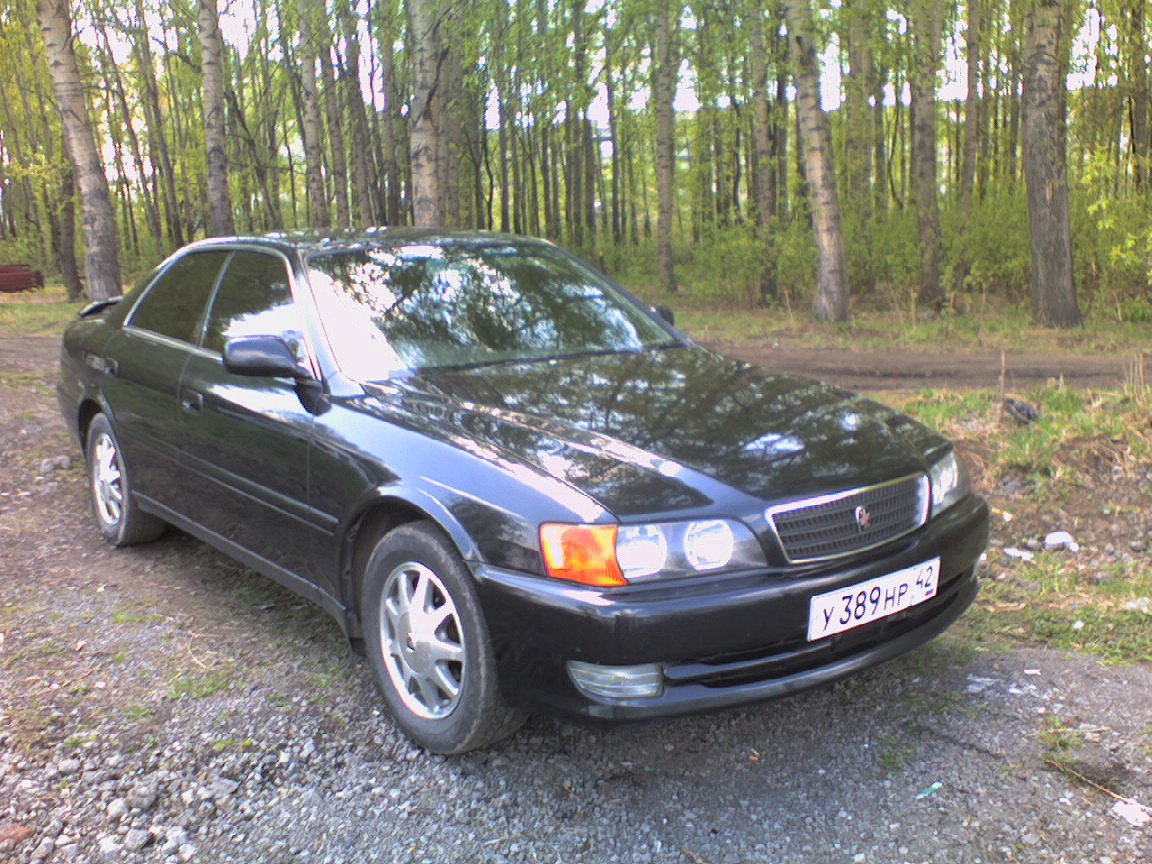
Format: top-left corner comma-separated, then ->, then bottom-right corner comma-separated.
706,339 -> 1150,393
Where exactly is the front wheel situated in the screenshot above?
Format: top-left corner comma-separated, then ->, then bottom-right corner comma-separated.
362,521 -> 522,753
85,413 -> 165,547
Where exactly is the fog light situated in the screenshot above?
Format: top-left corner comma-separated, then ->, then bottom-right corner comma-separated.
567,661 -> 664,700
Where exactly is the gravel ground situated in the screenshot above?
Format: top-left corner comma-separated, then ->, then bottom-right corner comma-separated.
2,336 -> 1151,864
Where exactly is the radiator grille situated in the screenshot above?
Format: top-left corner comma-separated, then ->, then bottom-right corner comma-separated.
767,474 -> 929,563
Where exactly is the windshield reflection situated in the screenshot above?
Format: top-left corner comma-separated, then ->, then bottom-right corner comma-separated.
306,240 -> 670,378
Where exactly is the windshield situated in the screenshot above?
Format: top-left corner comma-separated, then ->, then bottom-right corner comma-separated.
306,241 -> 672,377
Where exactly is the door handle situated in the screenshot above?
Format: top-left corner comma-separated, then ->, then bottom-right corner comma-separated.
181,390 -> 204,413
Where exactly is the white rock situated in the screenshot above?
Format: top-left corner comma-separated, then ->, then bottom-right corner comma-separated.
97,836 -> 119,854
1112,800 -> 1151,827
31,837 -> 54,861
124,828 -> 151,851
210,777 -> 240,799
1043,531 -> 1080,553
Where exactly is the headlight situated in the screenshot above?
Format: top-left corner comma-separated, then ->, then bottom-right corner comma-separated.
929,449 -> 969,516
683,519 -> 735,570
616,525 -> 669,579
541,519 -> 766,585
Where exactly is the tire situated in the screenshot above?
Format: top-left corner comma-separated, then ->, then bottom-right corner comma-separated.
85,413 -> 165,547
362,521 -> 523,754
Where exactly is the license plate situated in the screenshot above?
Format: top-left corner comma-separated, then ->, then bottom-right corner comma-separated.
807,558 -> 940,641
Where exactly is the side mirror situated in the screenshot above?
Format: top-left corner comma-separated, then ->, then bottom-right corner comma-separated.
653,304 -> 676,326
223,335 -> 311,379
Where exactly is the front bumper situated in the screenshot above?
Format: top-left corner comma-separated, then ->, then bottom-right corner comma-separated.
472,494 -> 989,721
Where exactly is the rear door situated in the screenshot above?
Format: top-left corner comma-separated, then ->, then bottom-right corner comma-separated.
102,251 -> 229,511
177,250 -> 323,585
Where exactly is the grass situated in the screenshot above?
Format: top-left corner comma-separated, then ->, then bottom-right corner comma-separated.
898,380 -> 1152,494
961,568 -> 1152,663
110,608 -> 166,626
166,667 -> 238,700
875,733 -> 914,774
120,703 -> 155,720
210,736 -> 256,753
61,729 -> 100,749
892,379 -> 1152,662
624,280 -> 1152,355
1036,716 -> 1086,771
0,286 -> 81,336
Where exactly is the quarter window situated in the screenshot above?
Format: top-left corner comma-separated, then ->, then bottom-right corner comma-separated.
128,251 -> 228,343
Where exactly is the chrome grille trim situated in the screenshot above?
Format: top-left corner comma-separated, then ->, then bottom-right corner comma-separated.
766,474 -> 930,564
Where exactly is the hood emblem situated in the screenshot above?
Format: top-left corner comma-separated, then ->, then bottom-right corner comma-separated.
854,505 -> 872,532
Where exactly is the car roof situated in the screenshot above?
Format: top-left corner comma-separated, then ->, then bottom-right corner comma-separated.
179,228 -> 554,256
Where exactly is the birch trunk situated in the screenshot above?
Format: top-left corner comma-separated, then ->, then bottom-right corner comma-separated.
318,47 -> 350,226
198,0 -> 235,236
406,0 -> 444,227
783,0 -> 849,322
298,5 -> 330,228
37,0 -> 122,300
337,0 -> 374,223
652,1 -> 678,293
910,0 -> 944,309
1022,0 -> 1081,327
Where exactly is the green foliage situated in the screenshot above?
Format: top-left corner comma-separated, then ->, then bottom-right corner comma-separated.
1075,149 -> 1152,305
845,208 -> 921,300
943,187 -> 1033,301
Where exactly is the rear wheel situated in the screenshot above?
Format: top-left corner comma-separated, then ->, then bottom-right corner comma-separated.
85,413 -> 165,546
362,521 -> 522,753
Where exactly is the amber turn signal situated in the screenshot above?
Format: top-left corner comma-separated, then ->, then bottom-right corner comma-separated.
539,523 -> 626,587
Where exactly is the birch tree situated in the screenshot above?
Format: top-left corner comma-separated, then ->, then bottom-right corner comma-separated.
37,0 -> 122,300
198,0 -> 235,236
1021,0 -> 1081,327
784,0 -> 849,322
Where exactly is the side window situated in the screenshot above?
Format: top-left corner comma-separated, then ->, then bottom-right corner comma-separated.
128,251 -> 229,343
202,252 -> 299,356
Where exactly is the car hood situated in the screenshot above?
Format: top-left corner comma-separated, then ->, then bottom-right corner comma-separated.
382,347 -> 948,518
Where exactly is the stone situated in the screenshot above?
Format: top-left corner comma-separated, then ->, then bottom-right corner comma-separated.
30,837 -> 54,861
210,777 -> 241,799
124,828 -> 151,851
128,785 -> 159,810
57,758 -> 83,775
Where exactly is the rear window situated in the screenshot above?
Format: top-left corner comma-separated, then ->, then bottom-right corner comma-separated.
127,252 -> 229,344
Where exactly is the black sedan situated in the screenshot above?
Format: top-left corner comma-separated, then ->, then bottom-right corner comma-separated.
58,231 -> 989,753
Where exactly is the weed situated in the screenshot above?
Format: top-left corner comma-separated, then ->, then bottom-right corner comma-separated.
211,737 -> 256,753
167,667 -> 237,700
110,608 -> 165,626
120,704 -> 155,720
875,733 -> 914,774
61,730 -> 98,749
1037,716 -> 1084,754
964,561 -> 1152,663
903,389 -> 998,429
